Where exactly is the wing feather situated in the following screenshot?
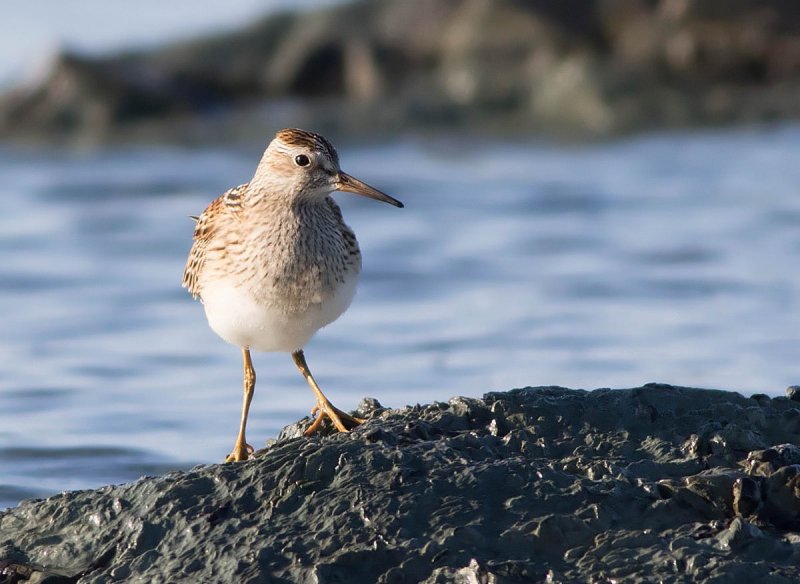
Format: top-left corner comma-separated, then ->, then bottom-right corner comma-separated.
182,184 -> 248,300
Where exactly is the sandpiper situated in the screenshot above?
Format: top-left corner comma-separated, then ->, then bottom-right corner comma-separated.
183,128 -> 403,462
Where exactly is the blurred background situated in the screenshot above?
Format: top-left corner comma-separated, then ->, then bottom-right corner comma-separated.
2,0 -> 800,508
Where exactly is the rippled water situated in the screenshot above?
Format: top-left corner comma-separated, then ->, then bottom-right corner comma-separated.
2,125 -> 800,509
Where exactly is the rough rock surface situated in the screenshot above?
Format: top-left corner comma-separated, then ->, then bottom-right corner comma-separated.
5,0 -> 800,142
3,384 -> 800,583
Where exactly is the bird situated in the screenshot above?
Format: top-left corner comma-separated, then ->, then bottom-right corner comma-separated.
182,128 -> 403,462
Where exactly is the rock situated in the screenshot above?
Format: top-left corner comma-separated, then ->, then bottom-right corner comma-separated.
3,384 -> 800,581
786,386 -> 800,402
714,518 -> 765,550
0,53 -> 209,139
733,476 -> 762,518
750,393 -> 771,406
684,468 -> 747,514
762,465 -> 800,528
745,443 -> 800,477
6,0 -> 800,141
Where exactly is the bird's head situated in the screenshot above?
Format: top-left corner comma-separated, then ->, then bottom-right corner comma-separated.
252,128 -> 403,208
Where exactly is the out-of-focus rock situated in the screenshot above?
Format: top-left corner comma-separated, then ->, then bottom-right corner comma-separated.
0,53 -> 196,138
4,0 -> 800,142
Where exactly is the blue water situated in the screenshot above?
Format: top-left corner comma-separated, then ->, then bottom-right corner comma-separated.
2,125 -> 800,509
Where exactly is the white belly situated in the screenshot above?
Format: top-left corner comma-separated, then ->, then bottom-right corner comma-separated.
201,275 -> 358,352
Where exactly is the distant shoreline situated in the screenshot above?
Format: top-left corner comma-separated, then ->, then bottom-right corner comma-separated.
3,0 -> 800,144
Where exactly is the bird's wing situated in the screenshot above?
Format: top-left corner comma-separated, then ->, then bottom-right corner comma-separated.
182,183 -> 248,300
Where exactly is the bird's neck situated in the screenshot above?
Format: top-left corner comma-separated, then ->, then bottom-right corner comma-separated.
242,185 -> 335,228
245,177 -> 331,213
246,174 -> 295,205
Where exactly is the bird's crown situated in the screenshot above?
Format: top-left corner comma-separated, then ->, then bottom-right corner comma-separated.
274,128 -> 339,166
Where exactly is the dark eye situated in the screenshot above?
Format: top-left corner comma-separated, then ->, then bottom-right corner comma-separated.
294,154 -> 310,167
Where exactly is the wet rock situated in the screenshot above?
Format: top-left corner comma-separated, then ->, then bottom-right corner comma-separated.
3,384 -> 800,581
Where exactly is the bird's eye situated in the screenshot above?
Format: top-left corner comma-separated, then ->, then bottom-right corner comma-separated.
294,154 -> 310,167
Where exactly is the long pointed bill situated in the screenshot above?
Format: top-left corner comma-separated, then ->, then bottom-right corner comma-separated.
336,172 -> 403,208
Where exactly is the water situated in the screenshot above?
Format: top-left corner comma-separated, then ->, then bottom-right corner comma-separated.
2,125 -> 800,509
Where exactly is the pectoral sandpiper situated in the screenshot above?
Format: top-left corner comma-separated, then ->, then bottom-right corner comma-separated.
182,128 -> 403,462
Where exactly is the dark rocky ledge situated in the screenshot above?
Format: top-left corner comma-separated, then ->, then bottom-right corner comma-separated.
3,384 -> 800,582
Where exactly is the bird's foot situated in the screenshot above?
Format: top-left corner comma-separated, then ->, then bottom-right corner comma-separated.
304,402 -> 365,436
225,441 -> 254,463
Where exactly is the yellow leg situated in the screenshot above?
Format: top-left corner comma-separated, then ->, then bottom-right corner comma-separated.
225,348 -> 256,462
291,350 -> 365,436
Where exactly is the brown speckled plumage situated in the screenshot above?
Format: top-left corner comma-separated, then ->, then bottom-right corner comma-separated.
276,128 -> 339,165
183,184 -> 248,299
181,128 -> 401,461
182,183 -> 360,312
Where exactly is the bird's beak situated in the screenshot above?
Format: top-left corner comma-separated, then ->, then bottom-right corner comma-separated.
335,172 -> 403,208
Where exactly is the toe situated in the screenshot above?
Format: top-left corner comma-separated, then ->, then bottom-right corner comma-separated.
224,442 -> 254,462
303,413 -> 327,436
